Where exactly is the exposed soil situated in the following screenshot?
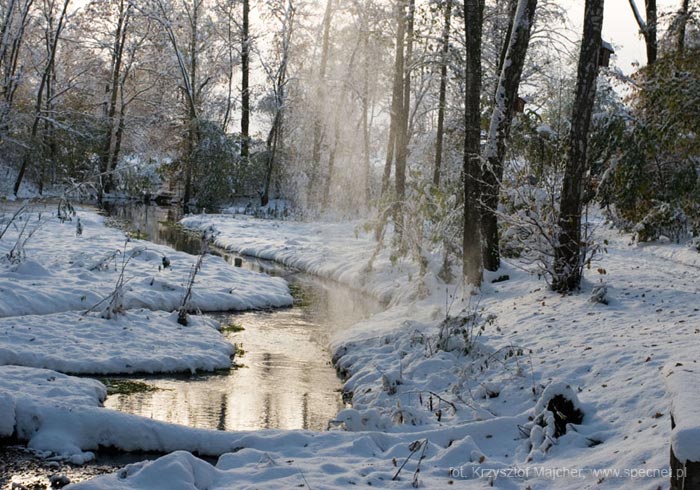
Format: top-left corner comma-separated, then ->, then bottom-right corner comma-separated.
0,445 -> 120,490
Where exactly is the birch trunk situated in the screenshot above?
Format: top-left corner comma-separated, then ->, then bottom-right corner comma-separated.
481,0 -> 537,271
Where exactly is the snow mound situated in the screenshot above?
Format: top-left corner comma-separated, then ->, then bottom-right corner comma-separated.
0,310 -> 235,374
663,363 -> 700,463
180,214 -> 429,305
0,365 -> 106,457
0,210 -> 292,318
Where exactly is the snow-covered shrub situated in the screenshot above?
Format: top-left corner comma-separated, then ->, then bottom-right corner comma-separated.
589,284 -> 609,305
364,172 -> 462,290
499,162 -> 602,286
381,370 -> 402,395
113,157 -> 162,198
598,49 -> 700,242
633,201 -> 690,243
435,311 -> 494,355
190,121 -> 241,211
525,383 -> 584,460
499,169 -> 560,264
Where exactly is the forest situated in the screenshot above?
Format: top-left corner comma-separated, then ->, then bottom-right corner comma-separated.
1,0 -> 700,488
0,0 -> 695,289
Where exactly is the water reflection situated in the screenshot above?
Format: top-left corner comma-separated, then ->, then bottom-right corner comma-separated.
101,201 -> 202,255
101,203 -> 382,431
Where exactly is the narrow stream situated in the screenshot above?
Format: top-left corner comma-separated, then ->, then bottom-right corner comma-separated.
100,202 -> 382,431
2,202 -> 381,489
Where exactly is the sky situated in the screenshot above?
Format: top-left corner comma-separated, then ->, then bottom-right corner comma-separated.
559,0 -> 681,73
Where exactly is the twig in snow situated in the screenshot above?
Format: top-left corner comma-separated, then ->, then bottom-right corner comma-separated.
412,438 -> 429,488
0,204 -> 29,241
297,469 -> 312,489
177,238 -> 209,326
392,439 -> 427,481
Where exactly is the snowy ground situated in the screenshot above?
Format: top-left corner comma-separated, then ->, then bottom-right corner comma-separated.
0,311 -> 235,374
164,213 -> 697,489
3,209 -> 699,489
180,214 -> 427,305
0,206 -> 292,318
0,204 -> 291,375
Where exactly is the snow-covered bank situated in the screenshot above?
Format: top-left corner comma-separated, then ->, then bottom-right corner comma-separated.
1,365 -> 529,487
0,207 -> 292,318
180,214 -> 422,304
174,213 -> 700,489
4,210 -> 698,489
0,311 -> 234,374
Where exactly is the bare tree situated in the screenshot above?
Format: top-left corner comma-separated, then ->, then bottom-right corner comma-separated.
13,0 -> 71,196
380,0 -> 407,200
97,0 -> 133,202
481,0 -> 538,271
241,0 -> 251,158
143,0 -> 209,210
393,0 -> 415,243
463,0 -> 484,286
553,0 -> 604,293
432,0 -> 452,188
0,0 -> 34,134
309,0 -> 334,199
261,0 -> 295,207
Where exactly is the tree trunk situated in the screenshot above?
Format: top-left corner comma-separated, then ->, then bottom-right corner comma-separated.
0,0 -> 33,130
0,0 -> 17,61
39,62 -> 57,195
361,29 -> 371,204
111,106 -> 127,177
628,0 -> 657,65
553,0 -> 604,293
463,0 -> 484,286
310,0 -> 334,196
645,0 -> 657,64
496,0 -> 518,77
433,0 -> 451,187
394,0 -> 414,243
262,0 -> 294,207
241,0 -> 250,158
481,0 -> 538,271
380,0 -> 406,200
323,101 -> 342,208
262,111 -> 281,207
182,0 -> 201,211
221,3 -> 235,133
99,0 -> 130,201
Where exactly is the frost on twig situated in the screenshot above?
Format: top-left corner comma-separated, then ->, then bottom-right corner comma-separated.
177,238 -> 209,326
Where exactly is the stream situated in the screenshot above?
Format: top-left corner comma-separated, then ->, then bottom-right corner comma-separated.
100,202 -> 382,432
1,202 -> 381,489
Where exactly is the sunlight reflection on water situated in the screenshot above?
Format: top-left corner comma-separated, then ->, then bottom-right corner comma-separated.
101,203 -> 381,431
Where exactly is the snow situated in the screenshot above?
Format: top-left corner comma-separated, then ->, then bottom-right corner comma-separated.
663,363 -> 700,463
0,310 -> 235,374
179,214 -> 420,305
0,207 -> 292,318
173,212 -> 699,488
4,209 -> 700,488
0,365 -> 106,461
